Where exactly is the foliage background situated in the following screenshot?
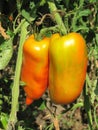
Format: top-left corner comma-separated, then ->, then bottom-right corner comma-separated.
0,0 -> 98,130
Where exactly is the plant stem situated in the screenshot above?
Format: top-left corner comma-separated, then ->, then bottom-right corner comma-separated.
83,74 -> 93,130
6,20 -> 29,130
36,25 -> 59,41
16,0 -> 22,13
53,116 -> 60,130
48,0 -> 67,35
94,104 -> 98,128
14,19 -> 25,35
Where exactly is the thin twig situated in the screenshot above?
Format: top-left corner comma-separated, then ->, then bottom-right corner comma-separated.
35,13 -> 54,26
53,116 -> 60,130
35,10 -> 65,27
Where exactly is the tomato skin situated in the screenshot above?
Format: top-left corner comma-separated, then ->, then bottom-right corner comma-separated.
21,35 -> 49,105
49,33 -> 88,104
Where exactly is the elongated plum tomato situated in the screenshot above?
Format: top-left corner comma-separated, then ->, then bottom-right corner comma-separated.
49,33 -> 88,104
21,35 -> 49,105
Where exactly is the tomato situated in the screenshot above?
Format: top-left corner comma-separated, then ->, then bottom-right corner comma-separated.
21,35 -> 49,105
49,33 -> 88,104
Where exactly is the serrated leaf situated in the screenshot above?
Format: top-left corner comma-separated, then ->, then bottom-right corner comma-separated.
73,25 -> 89,32
0,38 -> 13,70
78,9 -> 91,18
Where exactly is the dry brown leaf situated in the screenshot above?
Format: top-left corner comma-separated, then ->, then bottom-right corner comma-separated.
0,22 -> 10,39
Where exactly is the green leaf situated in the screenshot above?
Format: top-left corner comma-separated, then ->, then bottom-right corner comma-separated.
86,74 -> 92,88
0,113 -> 8,129
79,0 -> 84,7
40,0 -> 46,6
39,101 -> 46,110
94,80 -> 98,95
71,9 -> 91,32
71,102 -> 83,111
73,25 -> 89,32
0,38 -> 13,70
45,123 -> 54,130
78,9 -> 91,17
21,9 -> 35,22
90,0 -> 97,2
95,34 -> 98,45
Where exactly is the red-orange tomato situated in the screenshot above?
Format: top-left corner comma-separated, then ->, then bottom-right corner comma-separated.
49,33 -> 88,104
21,35 -> 49,105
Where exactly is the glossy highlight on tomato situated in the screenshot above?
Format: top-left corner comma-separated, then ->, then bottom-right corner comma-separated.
49,33 -> 88,104
21,35 -> 49,105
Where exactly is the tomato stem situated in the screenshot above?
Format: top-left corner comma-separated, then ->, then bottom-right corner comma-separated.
36,25 -> 59,41
46,104 -> 60,130
53,116 -> 60,130
16,0 -> 22,13
6,20 -> 29,130
83,74 -> 93,130
48,0 -> 67,35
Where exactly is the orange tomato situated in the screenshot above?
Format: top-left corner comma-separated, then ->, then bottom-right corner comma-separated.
49,33 -> 88,104
21,35 -> 49,105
